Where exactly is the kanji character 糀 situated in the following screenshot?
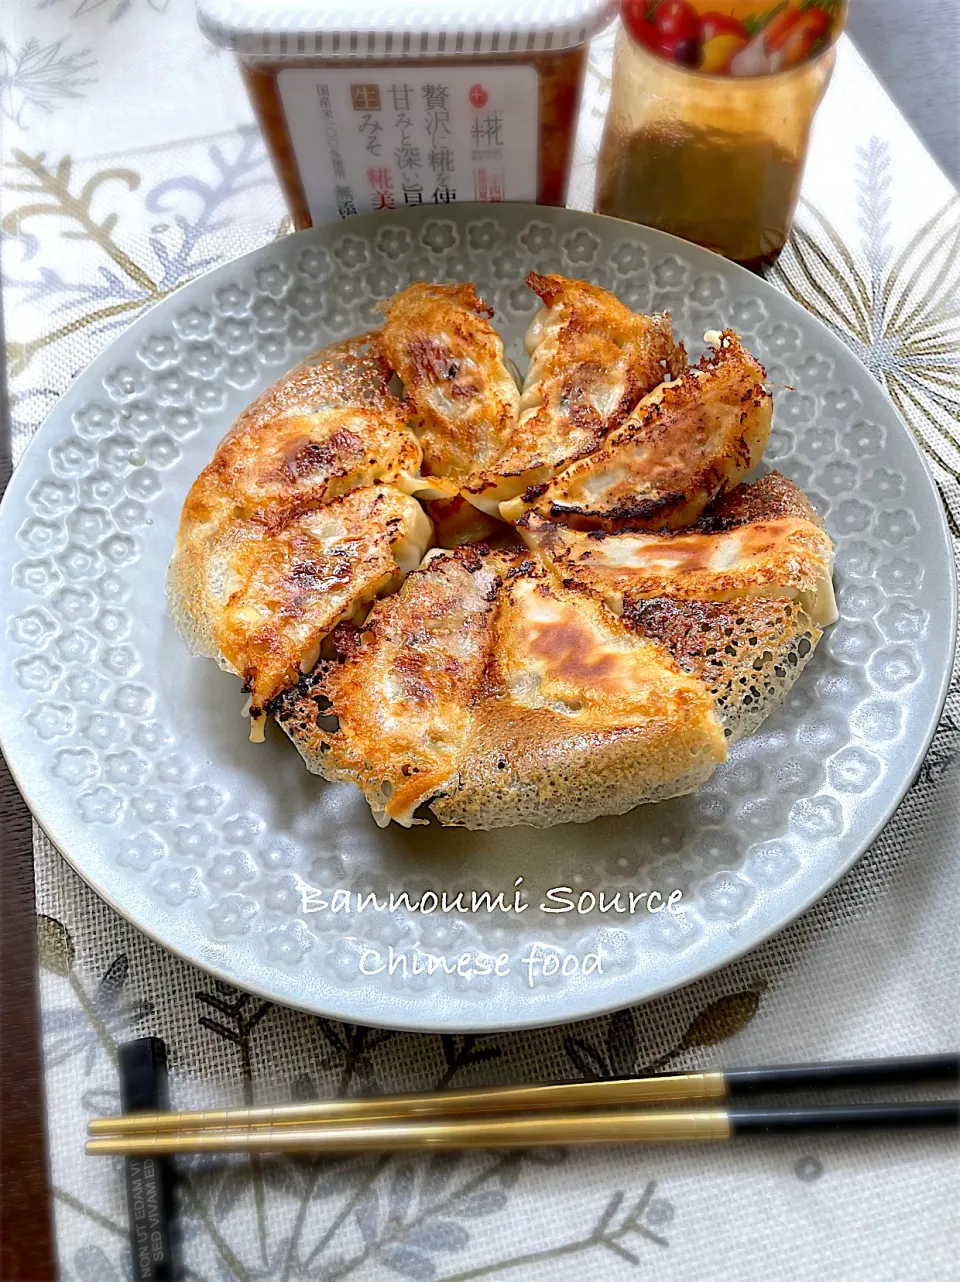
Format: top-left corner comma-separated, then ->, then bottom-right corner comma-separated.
471,112 -> 504,147
368,167 -> 396,211
429,146 -> 456,176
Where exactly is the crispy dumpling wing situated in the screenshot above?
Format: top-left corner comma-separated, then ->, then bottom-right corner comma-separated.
433,559 -> 727,829
169,485 -> 432,735
464,272 -> 685,513
167,336 -> 439,740
172,273 -> 838,829
179,335 -> 438,543
501,330 -> 771,530
624,595 -> 822,745
519,472 -> 836,746
518,472 -> 836,622
278,547 -> 726,828
376,282 -> 520,483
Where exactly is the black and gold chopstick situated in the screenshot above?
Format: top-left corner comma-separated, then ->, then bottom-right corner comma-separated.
88,1052 -> 960,1138
85,1100 -> 960,1156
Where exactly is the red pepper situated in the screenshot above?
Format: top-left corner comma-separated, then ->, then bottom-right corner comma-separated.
699,11 -> 750,43
763,5 -> 805,52
651,0 -> 702,46
621,0 -> 660,49
779,8 -> 833,64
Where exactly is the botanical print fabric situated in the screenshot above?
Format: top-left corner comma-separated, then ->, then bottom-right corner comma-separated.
3,6 -> 960,1280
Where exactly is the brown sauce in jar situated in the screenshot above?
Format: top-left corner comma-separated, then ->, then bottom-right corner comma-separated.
596,122 -> 801,271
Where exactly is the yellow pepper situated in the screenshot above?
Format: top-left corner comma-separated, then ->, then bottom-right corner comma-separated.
699,32 -> 747,73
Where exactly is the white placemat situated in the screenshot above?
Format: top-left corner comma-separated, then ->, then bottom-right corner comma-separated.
3,7 -> 959,1279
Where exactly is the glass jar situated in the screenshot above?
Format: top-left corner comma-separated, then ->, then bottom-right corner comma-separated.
595,3 -> 846,270
197,0 -> 617,230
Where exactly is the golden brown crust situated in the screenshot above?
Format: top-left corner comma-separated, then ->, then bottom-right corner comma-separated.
167,337 -> 436,730
278,549 -> 726,828
179,335 -> 427,538
277,545 -> 509,820
623,595 -> 822,743
698,468 -> 823,531
463,273 -> 685,508
171,278 -> 837,826
208,485 -> 431,718
517,474 -> 834,618
502,330 -> 771,531
376,282 -> 520,482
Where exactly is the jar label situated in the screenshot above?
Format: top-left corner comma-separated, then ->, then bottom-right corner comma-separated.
622,1 -> 847,75
277,65 -> 540,226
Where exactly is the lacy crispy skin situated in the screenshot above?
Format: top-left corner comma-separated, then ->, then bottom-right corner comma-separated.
277,547 -> 726,829
501,330 -> 772,530
169,274 -> 837,827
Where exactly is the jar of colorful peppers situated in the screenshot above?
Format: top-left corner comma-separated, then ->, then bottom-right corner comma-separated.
595,1 -> 848,269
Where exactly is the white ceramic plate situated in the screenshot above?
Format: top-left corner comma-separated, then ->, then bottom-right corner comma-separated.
1,205 -> 954,1031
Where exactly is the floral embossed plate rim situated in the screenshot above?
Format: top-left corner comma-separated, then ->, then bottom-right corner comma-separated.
0,204 -> 954,1032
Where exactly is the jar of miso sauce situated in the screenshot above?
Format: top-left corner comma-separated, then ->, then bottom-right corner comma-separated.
197,0 -> 617,229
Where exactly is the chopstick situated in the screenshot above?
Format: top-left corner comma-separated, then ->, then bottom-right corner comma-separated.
88,1053 -> 960,1137
85,1101 -> 960,1156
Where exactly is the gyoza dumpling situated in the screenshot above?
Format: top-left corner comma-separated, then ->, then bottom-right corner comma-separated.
518,472 -> 837,745
464,272 -> 685,514
376,282 -> 520,483
169,485 -> 432,739
178,335 -> 438,545
517,471 -> 835,621
501,331 -> 771,531
277,545 -> 726,829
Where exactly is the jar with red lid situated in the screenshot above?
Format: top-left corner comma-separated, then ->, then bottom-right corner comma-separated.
197,0 -> 617,230
595,1 -> 847,270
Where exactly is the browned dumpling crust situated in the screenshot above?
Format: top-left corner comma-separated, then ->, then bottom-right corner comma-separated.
516,475 -> 835,622
170,275 -> 836,828
464,272 -> 685,513
199,485 -> 431,724
167,337 -> 436,739
277,546 -> 726,829
376,282 -> 520,483
501,330 -> 771,531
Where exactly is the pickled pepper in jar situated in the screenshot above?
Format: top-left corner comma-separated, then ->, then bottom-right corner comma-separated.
595,1 -> 848,270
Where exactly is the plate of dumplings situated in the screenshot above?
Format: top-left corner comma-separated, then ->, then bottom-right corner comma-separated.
1,206 -> 952,1030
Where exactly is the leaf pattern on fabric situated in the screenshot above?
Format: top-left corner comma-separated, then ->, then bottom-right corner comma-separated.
0,37 -> 96,128
3,132 -> 274,378
37,912 -> 76,975
771,138 -> 960,535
